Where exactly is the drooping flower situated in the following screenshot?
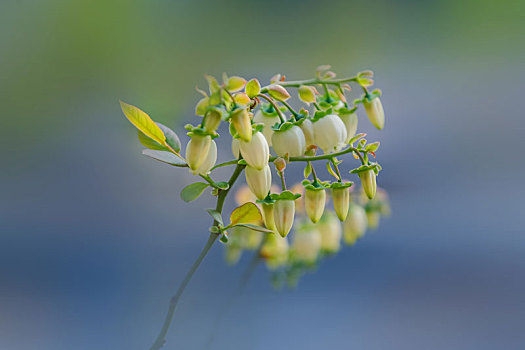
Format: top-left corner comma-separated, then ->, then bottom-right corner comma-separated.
359,169 -> 377,200
316,211 -> 342,253
253,106 -> 281,146
190,140 -> 217,175
245,165 -> 272,200
363,96 -> 385,130
312,114 -> 347,153
329,182 -> 353,221
303,180 -> 327,224
271,191 -> 302,237
239,131 -> 269,170
185,133 -> 211,171
230,107 -> 252,142
272,124 -> 306,157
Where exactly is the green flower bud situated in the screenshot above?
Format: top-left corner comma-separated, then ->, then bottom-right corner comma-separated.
245,165 -> 272,200
267,84 -> 291,101
332,186 -> 350,221
272,125 -> 306,157
316,211 -> 342,253
226,76 -> 247,92
299,118 -> 315,147
230,108 -> 252,142
304,187 -> 326,223
203,109 -> 222,133
239,131 -> 269,170
185,134 -> 211,171
343,203 -> 367,245
253,109 -> 280,146
234,92 -> 251,105
359,169 -> 377,200
364,97 -> 385,130
312,114 -> 347,153
291,225 -> 321,263
298,85 -> 317,103
337,112 -> 358,144
245,78 -> 261,98
366,210 -> 380,230
274,199 -> 296,237
261,202 -> 276,231
190,140 -> 217,175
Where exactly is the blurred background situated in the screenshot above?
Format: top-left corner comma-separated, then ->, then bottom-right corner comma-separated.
1,0 -> 524,349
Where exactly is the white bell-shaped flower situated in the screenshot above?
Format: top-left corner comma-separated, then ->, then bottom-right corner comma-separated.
299,118 -> 315,147
185,134 -> 211,171
272,125 -> 306,157
245,165 -> 272,200
239,131 -> 269,170
364,97 -> 385,130
338,113 -> 358,144
253,110 -> 280,146
313,114 -> 347,153
190,140 -> 217,175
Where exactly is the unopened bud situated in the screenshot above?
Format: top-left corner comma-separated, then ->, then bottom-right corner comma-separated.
363,97 -> 385,130
261,202 -> 276,231
305,187 -> 326,223
185,134 -> 211,171
359,169 -> 377,199
230,108 -> 252,142
245,165 -> 272,200
245,78 -> 261,98
234,92 -> 251,105
203,108 -> 222,133
190,140 -> 217,175
298,85 -> 317,103
332,186 -> 351,221
239,131 -> 269,170
227,76 -> 246,92
274,199 -> 296,237
273,157 -> 286,172
267,84 -> 291,101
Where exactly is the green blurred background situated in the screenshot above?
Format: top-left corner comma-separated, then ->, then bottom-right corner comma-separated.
1,0 -> 524,349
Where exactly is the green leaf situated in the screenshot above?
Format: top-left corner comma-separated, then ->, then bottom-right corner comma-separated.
120,101 -> 166,146
180,182 -> 209,202
348,133 -> 366,145
142,150 -> 186,167
230,202 -> 262,225
206,209 -> 224,226
232,223 -> 274,233
215,181 -> 229,190
365,142 -> 380,152
138,130 -> 167,151
326,161 -> 340,180
157,123 -> 181,153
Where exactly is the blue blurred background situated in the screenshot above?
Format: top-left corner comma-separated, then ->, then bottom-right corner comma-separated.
1,0 -> 524,349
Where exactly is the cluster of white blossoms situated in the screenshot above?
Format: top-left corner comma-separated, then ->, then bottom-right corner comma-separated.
120,66 -> 390,347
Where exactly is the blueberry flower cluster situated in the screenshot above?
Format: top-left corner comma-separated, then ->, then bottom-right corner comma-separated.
119,65 -> 388,350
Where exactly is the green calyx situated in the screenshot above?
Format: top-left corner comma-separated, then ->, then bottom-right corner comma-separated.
270,190 -> 301,201
326,181 -> 354,189
185,124 -> 219,139
260,103 -> 286,117
311,108 -> 333,122
336,106 -> 357,116
256,195 -> 276,205
302,179 -> 328,191
350,162 -> 382,175
354,89 -> 382,105
271,118 -> 305,132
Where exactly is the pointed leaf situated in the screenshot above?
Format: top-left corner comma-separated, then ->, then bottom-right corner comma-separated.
138,130 -> 168,151
180,182 -> 209,202
157,123 -> 181,152
120,101 -> 166,146
206,209 -> 224,226
230,202 -> 262,225
142,150 -> 186,167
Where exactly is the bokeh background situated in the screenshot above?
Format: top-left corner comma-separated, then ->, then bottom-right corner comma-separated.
1,0 -> 524,349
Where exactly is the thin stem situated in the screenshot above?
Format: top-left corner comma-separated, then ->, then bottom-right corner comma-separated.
279,100 -> 299,119
278,170 -> 287,191
222,87 -> 237,108
309,161 -> 319,183
261,76 -> 359,90
331,158 -> 343,182
149,163 -> 245,350
211,159 -> 239,170
313,102 -> 321,111
257,94 -> 286,123
322,83 -> 329,98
